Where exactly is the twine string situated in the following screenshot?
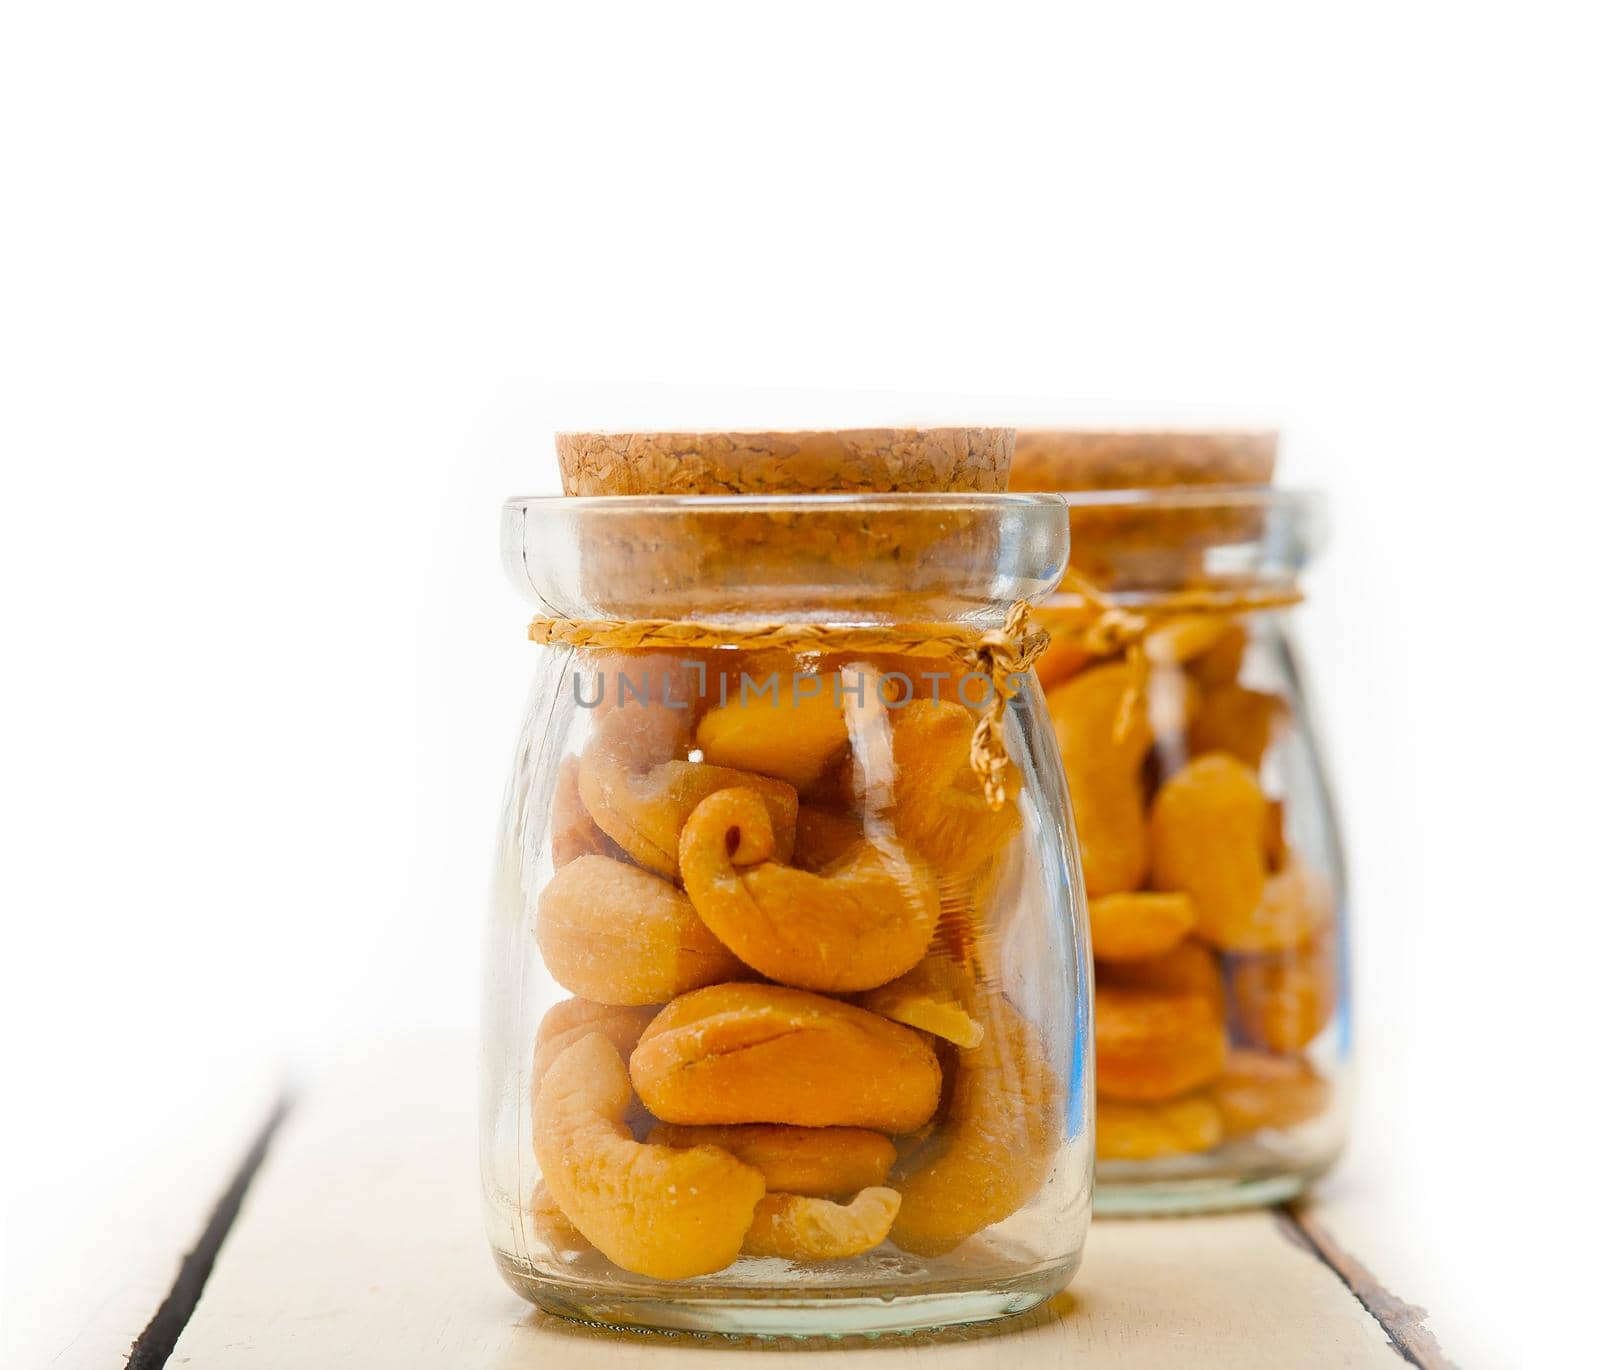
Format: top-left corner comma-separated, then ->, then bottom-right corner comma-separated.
526,575 -> 1301,811
527,603 -> 1048,810
1041,568 -> 1304,745
965,600 -> 1050,807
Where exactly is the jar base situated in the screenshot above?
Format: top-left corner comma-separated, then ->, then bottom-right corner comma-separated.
496,1254 -> 1078,1338
1094,1120 -> 1344,1216
1095,1154 -> 1333,1216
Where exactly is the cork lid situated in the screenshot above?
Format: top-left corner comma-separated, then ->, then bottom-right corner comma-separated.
557,428 -> 1014,496
1010,429 -> 1277,493
1010,430 -> 1281,590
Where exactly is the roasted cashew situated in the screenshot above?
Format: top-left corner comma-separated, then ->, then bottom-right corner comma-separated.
679,787 -> 938,993
742,1188 -> 901,1261
1096,1096 -> 1223,1160
1089,891 -> 1198,963
882,699 -> 1022,885
1047,662 -> 1153,897
1095,985 -> 1227,1102
1210,1049 -> 1330,1137
1149,753 -> 1270,949
536,854 -> 744,1005
629,983 -> 942,1134
890,992 -> 1061,1256
533,1033 -> 765,1279
695,669 -> 849,789
578,737 -> 799,880
646,1123 -> 895,1197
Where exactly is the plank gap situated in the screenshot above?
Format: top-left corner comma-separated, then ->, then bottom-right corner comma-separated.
1275,1203 -> 1458,1370
124,1093 -> 293,1370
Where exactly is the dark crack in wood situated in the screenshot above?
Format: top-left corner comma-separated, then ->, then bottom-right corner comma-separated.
124,1093 -> 292,1369
1275,1203 -> 1458,1370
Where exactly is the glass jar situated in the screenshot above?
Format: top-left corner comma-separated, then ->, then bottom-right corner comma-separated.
1034,485 -> 1349,1214
483,492 -> 1093,1335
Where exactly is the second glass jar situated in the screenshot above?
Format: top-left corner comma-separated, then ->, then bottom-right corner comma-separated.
1038,487 -> 1350,1213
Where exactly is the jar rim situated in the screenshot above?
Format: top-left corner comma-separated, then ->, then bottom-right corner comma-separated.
503,491 -> 1069,515
501,491 -> 1071,621
1043,484 -> 1326,595
1056,483 -> 1323,514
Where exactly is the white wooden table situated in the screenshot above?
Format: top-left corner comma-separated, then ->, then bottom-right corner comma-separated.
13,1037 -> 1457,1370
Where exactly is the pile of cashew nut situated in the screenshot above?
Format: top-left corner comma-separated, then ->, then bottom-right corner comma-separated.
1040,615 -> 1336,1164
533,651 -> 1062,1279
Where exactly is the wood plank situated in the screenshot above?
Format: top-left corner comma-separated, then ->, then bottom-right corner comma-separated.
1277,1204 -> 1454,1370
3,1059 -> 284,1370
172,1035 -> 1400,1368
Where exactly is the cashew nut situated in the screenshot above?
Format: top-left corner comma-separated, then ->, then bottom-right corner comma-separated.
679,787 -> 938,993
1096,985 -> 1227,1102
742,1188 -> 902,1261
1149,753 -> 1270,949
890,992 -> 1061,1256
851,950 -> 985,1048
647,1123 -> 895,1197
629,983 -> 942,1133
550,755 -> 625,868
1095,939 -> 1226,1021
1096,1095 -> 1223,1160
533,1033 -> 765,1279
1047,662 -> 1153,897
1210,1049 -> 1330,1136
695,670 -> 849,789
882,699 -> 1022,885
536,854 -> 744,1005
1188,683 -> 1287,769
1227,922 -> 1338,1053
578,741 -> 800,880
1088,891 -> 1198,963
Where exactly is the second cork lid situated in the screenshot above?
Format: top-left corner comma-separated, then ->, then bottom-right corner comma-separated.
1009,429 -> 1277,492
556,428 -> 1014,496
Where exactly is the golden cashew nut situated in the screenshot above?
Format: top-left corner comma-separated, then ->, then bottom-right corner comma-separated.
578,735 -> 799,881
1095,985 -> 1227,1102
679,787 -> 939,994
550,755 -> 625,868
1096,939 -> 1226,1021
1144,615 -> 1242,670
1096,1096 -> 1224,1160
1047,663 -> 1153,897
695,671 -> 850,789
1188,683 -> 1287,769
536,854 -> 744,1006
533,998 -> 659,1097
629,983 -> 942,1133
1210,1050 -> 1330,1137
1228,922 -> 1338,1053
743,1188 -> 902,1261
646,1123 -> 895,1198
1088,891 -> 1198,963
882,700 -> 1022,884
533,1033 -> 765,1280
890,992 -> 1061,1256
851,950 -> 985,1048
1149,753 -> 1272,950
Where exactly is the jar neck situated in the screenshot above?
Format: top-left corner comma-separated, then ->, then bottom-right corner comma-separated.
503,493 -> 1071,626
1053,485 -> 1324,598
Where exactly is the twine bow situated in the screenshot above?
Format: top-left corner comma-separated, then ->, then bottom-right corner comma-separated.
527,602 -> 1050,809
1057,568 -> 1153,744
964,601 -> 1050,806
1042,567 -> 1305,744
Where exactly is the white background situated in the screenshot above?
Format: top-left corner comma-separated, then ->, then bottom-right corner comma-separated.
3,2 -> 1596,1365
